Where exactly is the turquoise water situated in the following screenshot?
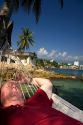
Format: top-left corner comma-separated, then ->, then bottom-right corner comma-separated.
52,79 -> 83,110
47,68 -> 83,110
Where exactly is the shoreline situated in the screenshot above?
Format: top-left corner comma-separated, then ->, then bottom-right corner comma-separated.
0,63 -> 83,81
29,69 -> 83,81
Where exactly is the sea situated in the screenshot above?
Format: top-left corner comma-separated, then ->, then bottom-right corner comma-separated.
47,68 -> 83,111
47,68 -> 83,77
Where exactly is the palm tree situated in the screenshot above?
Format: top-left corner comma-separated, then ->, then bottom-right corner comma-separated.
0,0 -> 42,23
0,0 -> 64,49
17,27 -> 34,51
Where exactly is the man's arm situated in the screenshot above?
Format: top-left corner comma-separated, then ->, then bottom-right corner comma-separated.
31,78 -> 53,99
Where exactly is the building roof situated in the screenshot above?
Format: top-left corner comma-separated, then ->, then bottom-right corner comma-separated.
0,49 -> 37,58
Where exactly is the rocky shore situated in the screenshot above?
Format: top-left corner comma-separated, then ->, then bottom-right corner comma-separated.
29,69 -> 78,80
0,63 -> 81,81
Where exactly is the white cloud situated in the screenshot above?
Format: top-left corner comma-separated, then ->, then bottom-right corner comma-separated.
37,48 -> 48,58
37,48 -> 83,64
48,50 -> 57,59
58,52 -> 62,56
62,52 -> 67,57
79,56 -> 83,61
74,56 -> 79,60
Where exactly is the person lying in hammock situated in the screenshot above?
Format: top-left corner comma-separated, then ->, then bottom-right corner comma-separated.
0,75 -> 83,125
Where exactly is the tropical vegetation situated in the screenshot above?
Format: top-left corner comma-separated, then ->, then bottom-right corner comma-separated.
0,0 -> 64,49
36,58 -> 59,68
17,27 -> 34,51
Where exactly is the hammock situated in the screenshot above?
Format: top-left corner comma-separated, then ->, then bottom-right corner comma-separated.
52,93 -> 83,123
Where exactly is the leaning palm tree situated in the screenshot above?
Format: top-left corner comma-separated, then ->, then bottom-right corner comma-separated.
17,27 -> 34,51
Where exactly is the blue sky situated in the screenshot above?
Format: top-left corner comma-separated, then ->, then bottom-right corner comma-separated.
1,0 -> 83,64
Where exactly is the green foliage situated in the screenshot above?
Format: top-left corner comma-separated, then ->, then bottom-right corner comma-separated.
36,58 -> 59,68
36,58 -> 44,68
17,27 -> 34,51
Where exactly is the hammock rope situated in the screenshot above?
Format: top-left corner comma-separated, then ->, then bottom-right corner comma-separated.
24,84 -> 31,98
18,82 -> 26,100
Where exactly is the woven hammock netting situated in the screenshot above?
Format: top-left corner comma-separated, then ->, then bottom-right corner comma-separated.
0,50 -> 38,101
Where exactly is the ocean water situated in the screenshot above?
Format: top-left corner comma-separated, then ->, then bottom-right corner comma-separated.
52,79 -> 83,111
49,69 -> 83,110
47,68 -> 83,76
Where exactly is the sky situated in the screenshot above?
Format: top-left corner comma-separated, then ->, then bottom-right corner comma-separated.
0,0 -> 83,64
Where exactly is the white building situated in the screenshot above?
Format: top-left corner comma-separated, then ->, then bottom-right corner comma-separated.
50,59 -> 54,62
74,61 -> 79,66
0,50 -> 37,66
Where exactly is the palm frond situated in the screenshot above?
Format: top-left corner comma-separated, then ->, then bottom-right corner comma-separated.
59,0 -> 64,9
17,27 -> 34,51
61,0 -> 64,8
22,0 -> 34,13
19,35 -> 24,40
33,0 -> 41,23
17,40 -> 20,46
4,0 -> 19,18
29,39 -> 34,46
